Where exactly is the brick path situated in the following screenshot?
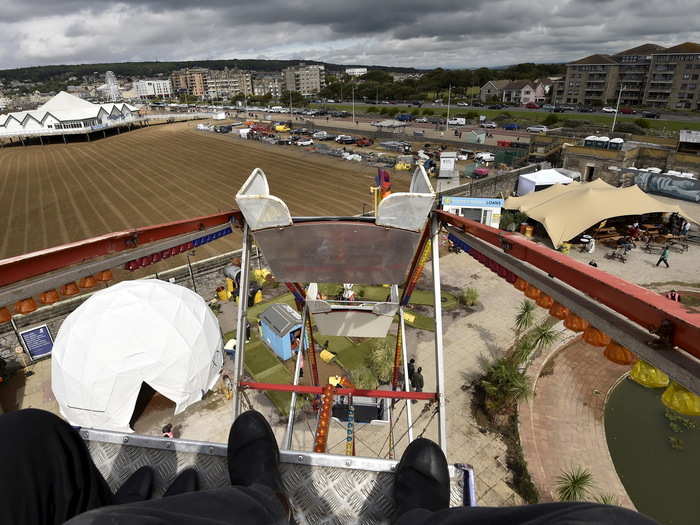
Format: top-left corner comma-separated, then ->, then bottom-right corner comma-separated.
519,338 -> 634,507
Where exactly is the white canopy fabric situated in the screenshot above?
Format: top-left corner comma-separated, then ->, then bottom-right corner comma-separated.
516,169 -> 577,196
52,280 -> 223,432
505,179 -> 685,247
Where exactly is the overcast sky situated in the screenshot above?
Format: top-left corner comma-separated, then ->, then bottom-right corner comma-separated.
1,0 -> 699,71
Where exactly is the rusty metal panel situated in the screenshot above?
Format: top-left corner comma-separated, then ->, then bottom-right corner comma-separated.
253,222 -> 421,284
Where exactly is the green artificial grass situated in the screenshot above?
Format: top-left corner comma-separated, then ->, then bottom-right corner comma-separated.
403,308 -> 436,331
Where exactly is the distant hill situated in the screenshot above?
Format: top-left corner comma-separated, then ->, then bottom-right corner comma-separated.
0,59 -> 420,83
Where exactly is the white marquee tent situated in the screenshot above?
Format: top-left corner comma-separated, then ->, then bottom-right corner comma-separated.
52,280 -> 223,432
516,168 -> 580,196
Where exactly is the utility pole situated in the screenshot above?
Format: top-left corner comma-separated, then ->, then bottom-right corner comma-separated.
376,87 -> 379,105
610,85 -> 625,135
445,84 -> 452,133
352,86 -> 356,124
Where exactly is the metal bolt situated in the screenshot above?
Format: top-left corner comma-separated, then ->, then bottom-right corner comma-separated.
122,436 -> 129,443
345,460 -> 351,467
82,431 -> 89,438
209,446 -> 214,454
297,455 -> 304,463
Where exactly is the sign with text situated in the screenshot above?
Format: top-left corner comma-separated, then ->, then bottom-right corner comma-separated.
20,324 -> 54,360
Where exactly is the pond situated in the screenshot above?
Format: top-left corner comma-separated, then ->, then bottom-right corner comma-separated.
605,377 -> 700,525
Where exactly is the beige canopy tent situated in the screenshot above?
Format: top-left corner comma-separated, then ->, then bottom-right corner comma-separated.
504,179 -> 687,247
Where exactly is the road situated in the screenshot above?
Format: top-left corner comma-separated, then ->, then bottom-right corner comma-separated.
316,101 -> 700,122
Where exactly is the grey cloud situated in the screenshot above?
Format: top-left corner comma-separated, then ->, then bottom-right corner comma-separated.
0,0 -> 699,70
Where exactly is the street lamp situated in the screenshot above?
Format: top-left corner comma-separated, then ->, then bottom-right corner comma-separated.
445,84 -> 452,133
352,86 -> 356,124
610,85 -> 625,135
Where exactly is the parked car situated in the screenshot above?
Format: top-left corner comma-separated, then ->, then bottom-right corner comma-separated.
525,102 -> 540,109
296,138 -> 314,146
276,138 -> 293,145
480,121 -> 497,128
577,105 -> 594,112
447,117 -> 466,126
456,102 -> 470,106
331,111 -> 350,118
312,130 -> 329,139
335,135 -> 356,144
601,107 -> 617,113
471,102 -> 484,107
488,104 -> 505,109
396,113 -> 414,122
541,104 -> 555,111
355,137 -> 374,147
620,107 -> 636,114
526,125 -> 548,133
503,123 -> 520,130
553,106 -> 568,113
414,117 -> 428,123
475,152 -> 495,162
641,110 -> 660,119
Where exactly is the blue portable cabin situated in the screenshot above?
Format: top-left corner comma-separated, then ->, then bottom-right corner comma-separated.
259,303 -> 305,360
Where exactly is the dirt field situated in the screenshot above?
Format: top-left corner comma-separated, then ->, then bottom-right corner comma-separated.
0,121 -> 410,262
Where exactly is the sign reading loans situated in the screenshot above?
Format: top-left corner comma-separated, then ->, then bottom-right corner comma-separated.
20,324 -> 54,360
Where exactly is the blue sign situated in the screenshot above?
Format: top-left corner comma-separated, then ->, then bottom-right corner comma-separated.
442,196 -> 504,208
20,324 -> 54,360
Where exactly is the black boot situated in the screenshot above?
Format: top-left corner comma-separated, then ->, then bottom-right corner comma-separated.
113,465 -> 154,504
394,438 -> 450,516
228,410 -> 291,520
228,410 -> 283,490
163,468 -> 199,497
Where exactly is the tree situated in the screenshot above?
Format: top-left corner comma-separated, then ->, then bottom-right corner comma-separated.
542,114 -> 559,126
555,466 -> 594,502
360,70 -> 393,83
513,300 -> 536,339
528,322 -> 560,353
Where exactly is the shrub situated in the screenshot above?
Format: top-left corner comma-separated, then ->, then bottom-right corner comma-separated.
379,107 -> 388,115
634,118 -> 650,129
499,210 -> 528,231
481,358 -> 531,413
387,107 -> 399,116
541,113 -> 559,126
352,366 -> 378,390
556,466 -> 594,501
562,119 -> 590,128
513,300 -> 536,338
422,108 -> 434,116
614,122 -> 645,135
367,106 -> 378,114
410,108 -> 420,115
459,287 -> 479,307
366,340 -> 394,384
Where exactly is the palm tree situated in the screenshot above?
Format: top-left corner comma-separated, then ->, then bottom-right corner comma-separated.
529,322 -> 561,353
481,358 -> 531,413
366,340 -> 394,384
595,494 -> 618,506
513,300 -> 536,340
556,466 -> 594,501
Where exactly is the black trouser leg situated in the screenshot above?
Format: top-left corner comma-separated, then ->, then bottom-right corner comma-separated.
66,483 -> 289,525
396,502 -> 658,525
0,409 -> 113,525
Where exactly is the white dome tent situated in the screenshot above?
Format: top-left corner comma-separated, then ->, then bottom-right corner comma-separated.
51,280 -> 223,432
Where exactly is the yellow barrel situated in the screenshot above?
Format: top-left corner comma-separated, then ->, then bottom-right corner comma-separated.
226,277 -> 234,292
524,225 -> 534,238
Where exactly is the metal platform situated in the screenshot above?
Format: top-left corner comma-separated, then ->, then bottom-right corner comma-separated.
81,429 -> 475,524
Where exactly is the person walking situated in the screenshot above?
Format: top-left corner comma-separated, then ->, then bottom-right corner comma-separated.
407,358 -> 416,386
665,290 -> 680,302
412,367 -> 424,399
656,245 -> 670,268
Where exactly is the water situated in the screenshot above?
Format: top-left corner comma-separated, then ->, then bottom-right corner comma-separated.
605,378 -> 700,525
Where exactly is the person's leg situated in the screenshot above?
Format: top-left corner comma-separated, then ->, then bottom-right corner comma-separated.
0,409 -> 113,525
656,257 -> 662,266
394,437 -> 658,525
66,410 -> 291,525
663,258 -> 669,268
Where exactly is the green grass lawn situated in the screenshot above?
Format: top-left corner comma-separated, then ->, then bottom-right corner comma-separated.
403,308 -> 435,331
317,285 -> 458,310
311,103 -> 700,133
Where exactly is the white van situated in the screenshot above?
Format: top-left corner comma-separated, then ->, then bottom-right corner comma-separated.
447,117 -> 466,126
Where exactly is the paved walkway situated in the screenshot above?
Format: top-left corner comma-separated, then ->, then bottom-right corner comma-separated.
519,338 -> 633,507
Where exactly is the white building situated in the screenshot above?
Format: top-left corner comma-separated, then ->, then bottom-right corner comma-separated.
0,91 -> 139,137
104,71 -> 121,102
345,67 -> 368,77
282,64 -> 326,95
134,79 -> 173,98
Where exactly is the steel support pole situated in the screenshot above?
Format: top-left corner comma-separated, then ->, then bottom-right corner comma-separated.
284,306 -> 308,450
399,308 -> 414,443
232,224 -> 252,419
430,216 -> 448,453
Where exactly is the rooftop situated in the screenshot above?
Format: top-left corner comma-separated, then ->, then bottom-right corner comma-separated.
680,130 -> 700,144
660,42 -> 700,54
569,54 -> 618,66
615,43 -> 666,56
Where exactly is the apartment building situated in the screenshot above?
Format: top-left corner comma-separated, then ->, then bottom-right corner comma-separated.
645,42 -> 700,110
206,68 -> 253,99
282,63 -> 326,95
479,79 -> 510,102
253,75 -> 282,98
134,79 -> 172,98
564,42 -> 700,109
170,68 -> 208,98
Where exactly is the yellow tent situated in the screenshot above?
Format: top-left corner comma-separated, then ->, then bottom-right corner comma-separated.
504,180 -> 686,247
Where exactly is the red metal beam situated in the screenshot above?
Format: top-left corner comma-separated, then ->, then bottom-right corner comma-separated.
0,211 -> 242,287
240,381 -> 437,400
436,211 -> 700,358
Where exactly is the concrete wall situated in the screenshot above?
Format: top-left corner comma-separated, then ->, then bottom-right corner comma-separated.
439,163 -> 548,199
0,248 -> 263,371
